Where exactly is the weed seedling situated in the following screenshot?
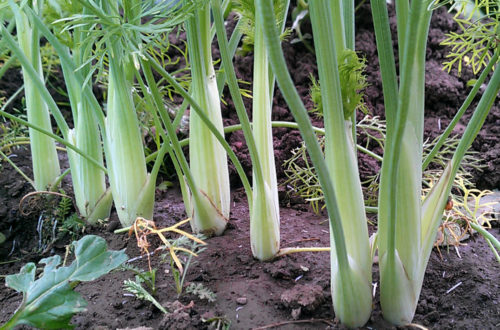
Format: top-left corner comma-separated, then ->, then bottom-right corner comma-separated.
121,264 -> 167,314
160,233 -> 208,297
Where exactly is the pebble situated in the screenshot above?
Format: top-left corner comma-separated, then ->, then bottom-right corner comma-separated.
236,297 -> 247,305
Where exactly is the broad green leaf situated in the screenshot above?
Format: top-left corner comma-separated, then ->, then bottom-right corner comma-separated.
2,235 -> 127,329
5,263 -> 36,293
39,255 -> 62,274
13,284 -> 86,329
70,234 -> 128,281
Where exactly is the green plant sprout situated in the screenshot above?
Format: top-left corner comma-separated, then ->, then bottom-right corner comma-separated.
202,315 -> 231,330
185,282 -> 217,302
121,265 -> 167,314
233,0 -> 290,56
160,233 -> 207,296
54,193 -> 86,242
122,264 -> 159,296
0,235 -> 127,330
308,51 -> 369,119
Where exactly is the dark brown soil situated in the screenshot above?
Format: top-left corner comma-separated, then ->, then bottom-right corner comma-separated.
1,4 -> 499,330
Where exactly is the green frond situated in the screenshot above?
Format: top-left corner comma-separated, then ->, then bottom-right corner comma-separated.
440,0 -> 499,74
233,0 -> 288,52
54,0 -> 204,77
309,74 -> 323,117
307,49 -> 368,119
338,49 -> 369,118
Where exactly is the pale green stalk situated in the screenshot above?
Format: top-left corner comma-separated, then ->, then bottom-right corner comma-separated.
395,0 -> 409,62
104,54 -> 153,227
10,0 -> 60,191
185,1 -> 230,236
58,4 -> 112,224
74,0 -> 166,227
371,0 -> 398,134
376,1 -> 433,324
3,3 -> 112,223
343,0 -> 355,50
256,0 -> 369,326
329,1 -> 346,56
213,0 -> 289,259
309,2 -> 371,326
249,4 -> 280,260
372,1 -> 500,324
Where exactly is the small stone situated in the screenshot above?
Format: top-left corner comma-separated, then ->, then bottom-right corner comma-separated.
236,297 -> 247,305
291,308 -> 301,320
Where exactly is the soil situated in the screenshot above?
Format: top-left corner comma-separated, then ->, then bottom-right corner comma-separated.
1,3 -> 500,330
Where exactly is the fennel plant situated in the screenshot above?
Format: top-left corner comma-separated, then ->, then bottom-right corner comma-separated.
256,0 -> 499,326
373,0 -> 499,324
7,0 -> 60,192
184,0 -> 230,236
1,1 -> 113,224
54,0 -> 198,227
231,0 -> 290,260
